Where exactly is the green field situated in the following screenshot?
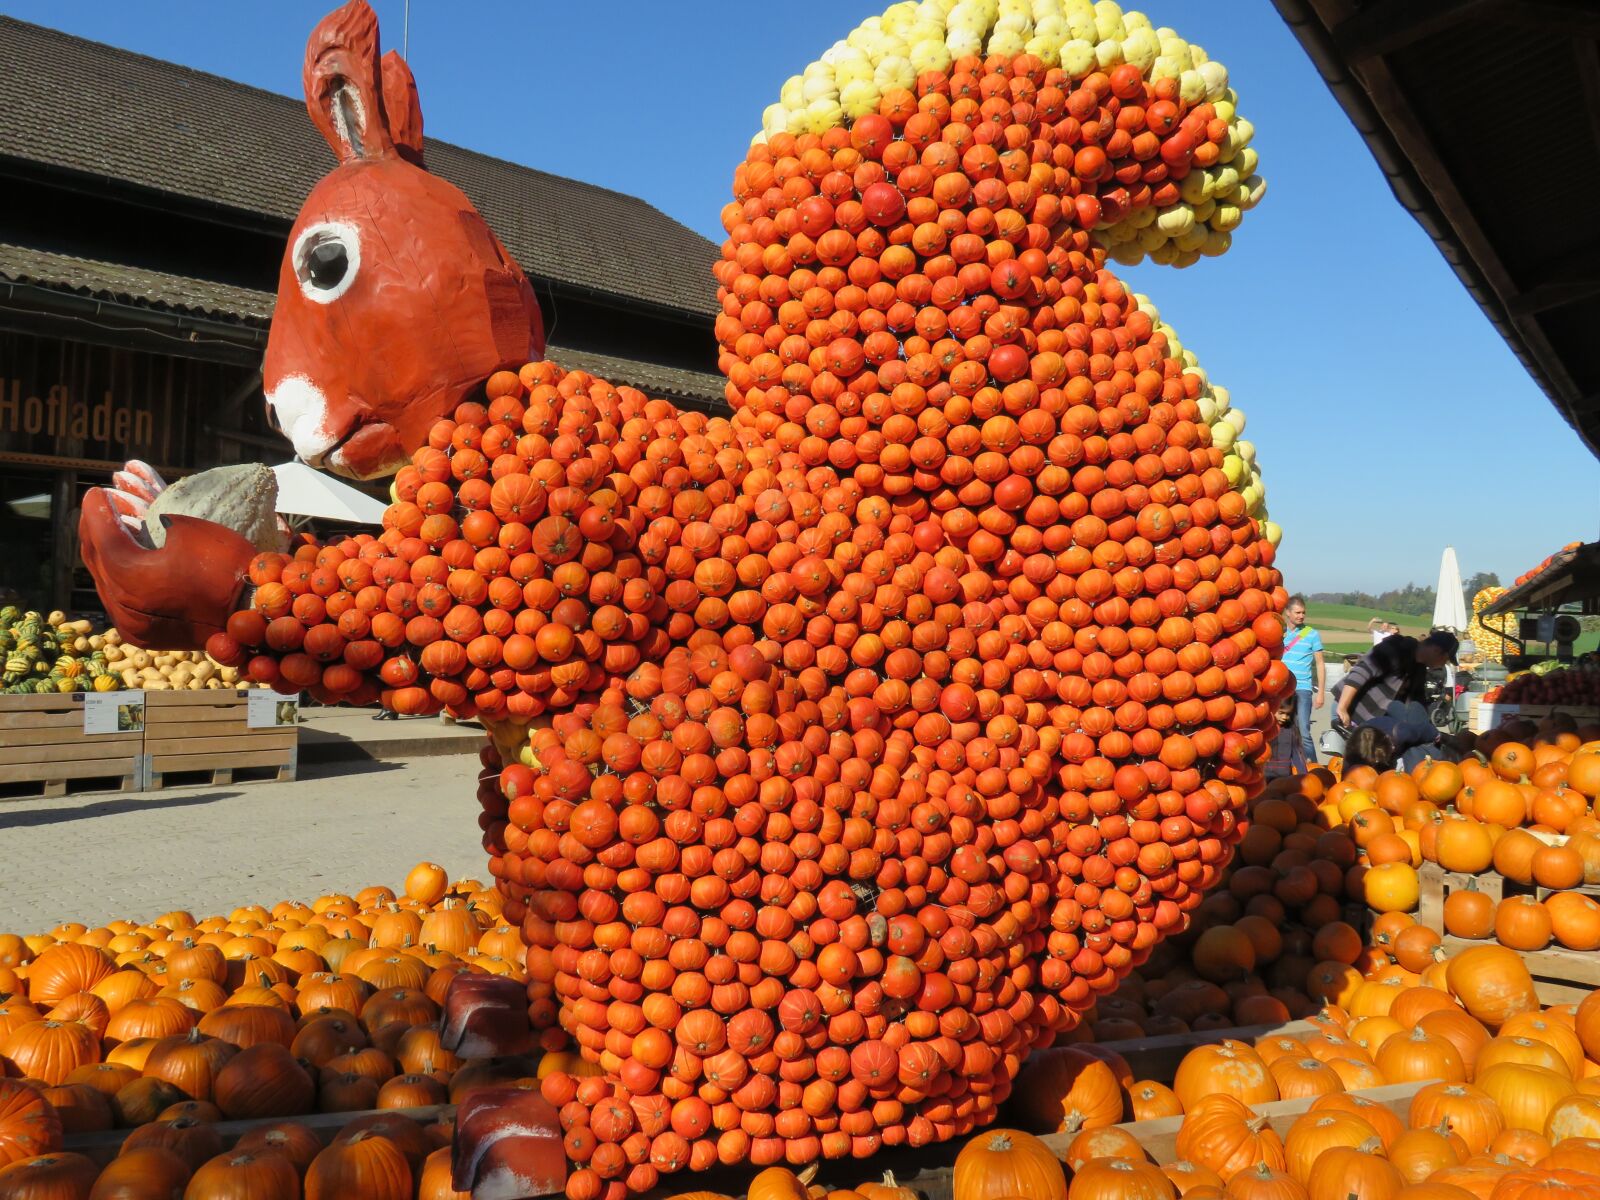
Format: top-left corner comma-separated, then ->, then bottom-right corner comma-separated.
1322,641 -> 1377,659
1302,602 -> 1432,634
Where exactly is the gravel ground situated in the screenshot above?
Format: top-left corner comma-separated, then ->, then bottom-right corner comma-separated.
0,754 -> 491,932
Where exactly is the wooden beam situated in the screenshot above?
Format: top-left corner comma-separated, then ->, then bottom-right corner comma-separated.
1348,58 -> 1520,300
1330,0 -> 1502,63
1507,278 -> 1600,317
1505,248 -> 1600,317
62,1104 -> 452,1165
1348,53 -> 1595,446
1578,37 -> 1600,158
1503,1 -> 1600,35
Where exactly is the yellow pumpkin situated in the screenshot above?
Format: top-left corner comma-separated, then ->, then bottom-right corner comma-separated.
1364,864 -> 1420,914
1475,1063 -> 1577,1132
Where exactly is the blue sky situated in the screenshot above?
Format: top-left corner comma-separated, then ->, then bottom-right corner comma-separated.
7,0 -> 1596,594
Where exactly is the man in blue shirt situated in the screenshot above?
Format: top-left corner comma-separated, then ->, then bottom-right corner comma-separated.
1281,595 -> 1325,763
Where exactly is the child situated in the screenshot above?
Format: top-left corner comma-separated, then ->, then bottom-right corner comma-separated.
1345,714 -> 1450,773
1265,691 -> 1307,780
1343,725 -> 1400,774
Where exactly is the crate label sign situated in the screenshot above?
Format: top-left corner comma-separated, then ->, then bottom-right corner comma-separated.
247,689 -> 299,729
84,690 -> 145,735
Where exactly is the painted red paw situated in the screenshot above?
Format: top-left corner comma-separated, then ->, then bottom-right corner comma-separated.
440,973 -> 535,1059
78,486 -> 254,650
452,1087 -> 565,1200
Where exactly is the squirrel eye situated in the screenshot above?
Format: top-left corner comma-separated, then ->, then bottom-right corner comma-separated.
306,240 -> 348,289
292,222 -> 360,303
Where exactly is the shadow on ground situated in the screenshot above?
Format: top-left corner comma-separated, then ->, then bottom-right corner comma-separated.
0,791 -> 242,829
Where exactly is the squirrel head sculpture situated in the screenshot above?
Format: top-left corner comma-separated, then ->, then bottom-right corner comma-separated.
262,0 -> 543,481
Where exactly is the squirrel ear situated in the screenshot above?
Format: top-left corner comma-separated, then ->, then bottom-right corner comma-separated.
303,0 -> 395,164
381,51 -> 425,167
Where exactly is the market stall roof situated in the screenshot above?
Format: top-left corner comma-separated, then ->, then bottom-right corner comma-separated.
1480,542 -> 1600,618
1271,0 -> 1600,455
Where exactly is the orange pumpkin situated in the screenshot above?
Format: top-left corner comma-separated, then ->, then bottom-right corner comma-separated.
403,864 -> 449,906
952,1129 -> 1066,1200
213,1043 -> 316,1120
1172,1044 -> 1278,1111
1388,1125 -> 1467,1183
84,1145 -> 192,1198
1476,1063 -> 1577,1133
1547,893 -> 1600,952
1445,947 -> 1539,1029
1301,1146 -> 1403,1200
24,944 -> 114,1007
0,1151 -> 99,1196
1409,1084 -> 1504,1155
1174,1094 -> 1286,1181
1013,1048 -> 1125,1133
0,1079 -> 61,1168
0,1020 -> 99,1086
185,1149 -> 300,1198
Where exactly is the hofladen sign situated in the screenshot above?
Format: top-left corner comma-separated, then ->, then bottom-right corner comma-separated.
0,380 -> 156,449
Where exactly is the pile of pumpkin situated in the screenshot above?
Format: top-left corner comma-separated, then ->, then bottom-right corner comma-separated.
1514,543 -> 1586,588
1037,717 -> 1600,1039
0,863 -> 531,1198
197,3 -> 1297,1190
988,945 -> 1600,1200
1389,718 -> 1600,954
0,609 -> 118,695
1486,667 -> 1600,710
0,610 -> 254,696
99,629 -> 256,693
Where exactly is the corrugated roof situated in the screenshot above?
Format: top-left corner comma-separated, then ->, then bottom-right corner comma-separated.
0,241 -> 275,323
0,15 -> 719,319
0,240 -> 728,407
547,346 -> 730,411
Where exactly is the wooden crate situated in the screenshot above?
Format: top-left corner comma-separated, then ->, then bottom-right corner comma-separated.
142,689 -> 297,789
0,692 -> 141,799
1415,861 -> 1504,934
1474,702 -> 1600,732
1415,863 -> 1600,1002
1100,1079 -> 1428,1167
62,1103 -> 448,1166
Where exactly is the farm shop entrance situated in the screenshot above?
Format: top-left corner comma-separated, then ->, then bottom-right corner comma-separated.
0,332 -> 268,615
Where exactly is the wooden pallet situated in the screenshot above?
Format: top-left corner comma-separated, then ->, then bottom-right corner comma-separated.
1099,1079 -> 1429,1166
1414,863 -> 1600,1002
632,1072 -> 1431,1200
61,1103 -> 450,1165
56,1023 -> 1424,1199
1415,862 -> 1503,933
0,692 -> 141,799
142,689 -> 297,789
1437,935 -> 1600,1004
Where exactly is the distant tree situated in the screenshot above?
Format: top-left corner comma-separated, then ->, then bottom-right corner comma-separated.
1373,583 -> 1436,618
1464,571 -> 1501,607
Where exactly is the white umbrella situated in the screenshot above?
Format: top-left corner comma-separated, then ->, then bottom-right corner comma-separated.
6,493 -> 50,519
1432,546 -> 1469,633
270,461 -> 387,524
